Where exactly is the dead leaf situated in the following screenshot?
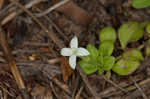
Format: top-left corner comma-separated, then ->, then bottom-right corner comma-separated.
52,0 -> 92,26
54,15 -> 84,35
61,57 -> 73,82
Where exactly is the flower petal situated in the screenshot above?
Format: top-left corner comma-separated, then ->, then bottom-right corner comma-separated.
77,48 -> 90,56
61,48 -> 73,56
70,36 -> 78,48
69,55 -> 76,69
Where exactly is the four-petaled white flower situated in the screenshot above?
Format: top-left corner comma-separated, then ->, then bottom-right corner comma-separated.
61,36 -> 90,69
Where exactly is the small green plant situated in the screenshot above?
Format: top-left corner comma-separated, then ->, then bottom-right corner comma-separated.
79,21 -> 146,76
132,0 -> 150,8
79,44 -> 115,75
79,27 -> 116,75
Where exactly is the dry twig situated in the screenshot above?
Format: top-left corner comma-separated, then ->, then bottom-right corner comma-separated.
0,83 -> 15,97
50,82 -> 61,99
75,85 -> 84,99
47,58 -> 62,64
77,66 -> 101,99
99,78 -> 150,98
71,75 -> 80,98
35,0 -> 70,17
34,7 -> 69,41
52,77 -> 71,94
131,77 -> 148,99
102,75 -> 127,93
0,0 -> 3,9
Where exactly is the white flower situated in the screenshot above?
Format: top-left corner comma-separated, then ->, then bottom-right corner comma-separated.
61,36 -> 90,69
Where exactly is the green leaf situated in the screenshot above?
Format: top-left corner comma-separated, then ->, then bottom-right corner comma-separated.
99,26 -> 116,43
146,23 -> 150,34
130,28 -> 144,41
123,49 -> 144,61
87,44 -> 99,60
80,56 -> 90,62
98,54 -> 104,65
79,61 -> 97,75
99,41 -> 114,56
112,59 -> 140,76
103,56 -> 115,71
118,21 -> 144,49
98,67 -> 104,75
132,0 -> 150,8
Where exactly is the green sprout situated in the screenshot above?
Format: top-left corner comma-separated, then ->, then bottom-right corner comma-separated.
79,44 -> 115,75
79,27 -> 116,75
